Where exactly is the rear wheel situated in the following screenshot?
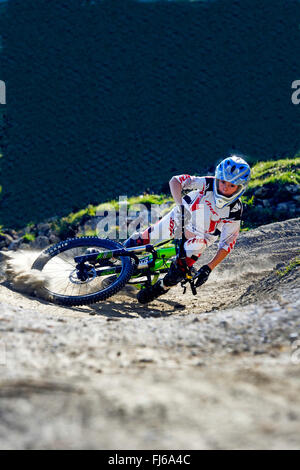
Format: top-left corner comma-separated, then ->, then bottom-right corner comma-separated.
31,237 -> 135,306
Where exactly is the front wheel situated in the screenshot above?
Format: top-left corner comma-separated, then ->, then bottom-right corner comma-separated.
31,237 -> 135,306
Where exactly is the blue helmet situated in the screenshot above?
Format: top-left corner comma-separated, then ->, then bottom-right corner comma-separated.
213,155 -> 251,208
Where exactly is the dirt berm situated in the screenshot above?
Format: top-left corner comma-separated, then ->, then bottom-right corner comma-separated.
0,218 -> 299,449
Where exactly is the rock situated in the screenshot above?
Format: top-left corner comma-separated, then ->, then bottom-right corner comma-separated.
17,229 -> 28,237
1,228 -> 18,238
8,238 -> 24,251
49,234 -> 60,244
287,202 -> 297,212
79,219 -> 98,232
289,333 -> 298,342
254,186 -> 271,198
31,236 -> 50,249
0,233 -> 14,247
36,223 -> 51,236
289,204 -> 298,215
286,184 -> 300,194
276,202 -> 289,212
261,199 -> 271,208
293,194 -> 300,204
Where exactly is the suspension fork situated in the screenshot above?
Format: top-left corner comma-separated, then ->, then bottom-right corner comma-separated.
177,205 -> 198,295
177,204 -> 188,264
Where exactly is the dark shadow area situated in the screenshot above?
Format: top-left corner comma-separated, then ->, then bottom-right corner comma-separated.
0,0 -> 299,228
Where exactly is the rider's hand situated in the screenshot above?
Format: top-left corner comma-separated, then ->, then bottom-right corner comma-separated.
194,265 -> 211,287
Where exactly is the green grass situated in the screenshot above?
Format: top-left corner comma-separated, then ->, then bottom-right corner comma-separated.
51,204 -> 97,238
23,233 -> 36,243
239,155 -> 300,230
248,157 -> 300,188
52,196 -> 174,238
78,229 -> 98,237
95,194 -> 173,212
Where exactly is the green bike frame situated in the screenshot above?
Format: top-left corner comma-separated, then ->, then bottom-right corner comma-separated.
137,243 -> 176,271
129,243 -> 176,288
85,241 -> 177,289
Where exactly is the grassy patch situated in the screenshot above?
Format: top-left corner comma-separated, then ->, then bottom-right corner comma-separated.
23,233 -> 36,243
51,204 -> 97,238
240,155 -> 300,230
95,194 -> 173,212
248,157 -> 300,188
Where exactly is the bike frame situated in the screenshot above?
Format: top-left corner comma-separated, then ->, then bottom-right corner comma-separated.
74,241 -> 177,286
73,206 -> 202,292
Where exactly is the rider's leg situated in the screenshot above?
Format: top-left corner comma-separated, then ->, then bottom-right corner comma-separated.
137,236 -> 208,304
162,237 -> 208,287
124,206 -> 178,248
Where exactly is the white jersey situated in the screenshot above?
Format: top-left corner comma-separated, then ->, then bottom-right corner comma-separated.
175,174 -> 242,253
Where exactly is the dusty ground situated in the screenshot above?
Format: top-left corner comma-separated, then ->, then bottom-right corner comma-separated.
0,218 -> 299,449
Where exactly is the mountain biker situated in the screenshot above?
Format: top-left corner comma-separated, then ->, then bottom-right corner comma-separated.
124,155 -> 251,304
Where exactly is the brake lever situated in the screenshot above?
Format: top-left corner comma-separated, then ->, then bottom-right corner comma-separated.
181,277 -> 197,296
190,280 -> 197,296
181,279 -> 188,294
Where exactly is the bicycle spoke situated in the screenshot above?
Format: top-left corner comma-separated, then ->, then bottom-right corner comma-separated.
32,238 -> 134,305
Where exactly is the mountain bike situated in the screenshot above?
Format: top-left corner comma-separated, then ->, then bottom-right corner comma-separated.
31,208 -> 200,307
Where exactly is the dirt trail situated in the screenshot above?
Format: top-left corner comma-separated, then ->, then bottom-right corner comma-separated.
0,218 -> 299,449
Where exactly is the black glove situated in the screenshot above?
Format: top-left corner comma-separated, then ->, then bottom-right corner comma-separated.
194,265 -> 211,288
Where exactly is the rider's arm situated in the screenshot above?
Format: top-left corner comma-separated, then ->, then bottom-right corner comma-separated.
207,219 -> 240,271
169,175 -> 206,205
169,177 -> 183,205
207,201 -> 242,270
